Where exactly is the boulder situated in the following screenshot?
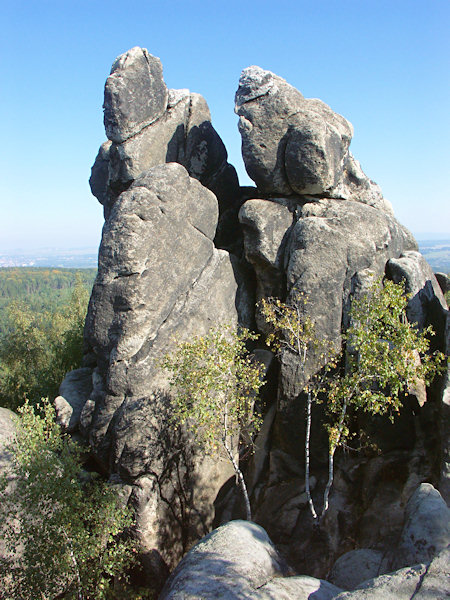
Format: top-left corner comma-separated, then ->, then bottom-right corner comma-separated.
329,549 -> 384,590
103,47 -> 168,143
92,47 -> 240,248
333,564 -> 427,600
412,546 -> 450,599
334,547 -> 450,599
239,198 -> 294,330
235,66 -> 352,198
255,576 -> 341,600
392,483 -> 450,570
89,140 -> 111,210
235,66 -> 392,214
159,520 -> 342,600
54,367 -> 93,432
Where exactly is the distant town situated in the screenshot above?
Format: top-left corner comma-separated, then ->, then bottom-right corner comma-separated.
0,240 -> 449,273
0,248 -> 98,269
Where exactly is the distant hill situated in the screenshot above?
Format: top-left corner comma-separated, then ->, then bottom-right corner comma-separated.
417,239 -> 450,273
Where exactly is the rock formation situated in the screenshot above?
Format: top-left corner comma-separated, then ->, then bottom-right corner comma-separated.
55,49 -> 449,591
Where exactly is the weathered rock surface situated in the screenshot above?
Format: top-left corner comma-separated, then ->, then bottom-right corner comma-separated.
103,47 -> 168,144
387,250 -> 448,333
333,564 -> 427,600
329,549 -> 384,590
160,520 -> 450,600
235,66 -> 391,213
83,52 -> 450,592
159,520 -> 342,600
240,196 -> 417,403
392,483 -> 450,570
84,162 -> 242,570
435,272 -> 450,296
230,63 -> 450,582
92,47 -> 240,248
334,547 -> 450,599
54,367 -> 93,432
412,546 -> 450,599
236,66 -> 352,198
255,577 -> 342,600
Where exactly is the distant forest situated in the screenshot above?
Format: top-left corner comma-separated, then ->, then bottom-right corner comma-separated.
0,268 -> 96,334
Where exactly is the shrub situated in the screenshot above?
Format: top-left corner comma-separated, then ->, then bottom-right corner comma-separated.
0,399 -> 136,599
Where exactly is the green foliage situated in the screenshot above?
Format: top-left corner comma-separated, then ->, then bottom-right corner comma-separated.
0,267 -> 96,336
163,325 -> 265,520
0,399 -> 136,599
163,325 -> 264,454
327,278 -> 445,450
260,278 -> 445,520
0,276 -> 91,410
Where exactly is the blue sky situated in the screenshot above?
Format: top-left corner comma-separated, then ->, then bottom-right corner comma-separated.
1,0 -> 449,252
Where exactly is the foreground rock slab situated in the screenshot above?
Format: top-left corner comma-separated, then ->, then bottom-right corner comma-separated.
159,520 -> 341,600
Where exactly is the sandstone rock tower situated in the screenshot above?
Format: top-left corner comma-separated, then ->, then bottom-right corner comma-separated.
56,48 -> 449,582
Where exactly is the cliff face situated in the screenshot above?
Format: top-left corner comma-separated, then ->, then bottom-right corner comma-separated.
56,48 -> 449,583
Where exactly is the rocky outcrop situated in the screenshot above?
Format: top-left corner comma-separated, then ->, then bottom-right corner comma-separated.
387,251 -> 448,353
392,483 -> 450,570
103,47 -> 168,144
90,47 -> 240,249
54,367 -> 93,433
235,66 -> 392,215
226,65 -> 449,579
241,197 -> 416,405
82,48 -> 258,576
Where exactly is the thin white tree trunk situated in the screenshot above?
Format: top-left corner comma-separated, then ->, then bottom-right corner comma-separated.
222,401 -> 252,521
320,396 -> 348,520
320,450 -> 335,520
305,389 -> 318,520
223,438 -> 252,521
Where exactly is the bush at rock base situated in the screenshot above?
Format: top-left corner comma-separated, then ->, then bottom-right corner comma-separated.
0,398 -> 138,599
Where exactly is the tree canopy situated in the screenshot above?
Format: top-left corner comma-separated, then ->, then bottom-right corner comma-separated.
163,325 -> 264,520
